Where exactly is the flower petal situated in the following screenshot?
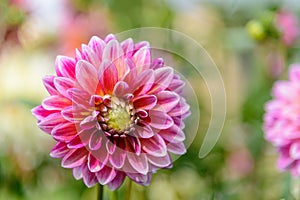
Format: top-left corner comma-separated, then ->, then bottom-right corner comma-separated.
62,148 -> 88,168
127,152 -> 149,175
88,153 -> 102,173
99,61 -> 118,94
148,110 -> 174,129
156,91 -> 180,112
109,147 -> 126,169
88,36 -> 105,61
55,56 -> 76,79
135,122 -> 154,138
42,95 -> 71,110
113,81 -> 129,97
107,171 -> 126,190
148,67 -> 174,94
167,142 -> 186,155
290,142 -> 300,159
141,134 -> 167,157
31,105 -> 56,121
96,166 -> 117,185
82,163 -> 98,188
159,125 -> 185,143
133,95 -> 157,110
50,142 -> 69,158
150,58 -> 164,69
43,76 -> 58,95
51,122 -> 78,142
76,60 -> 99,94
38,112 -> 67,134
132,69 -> 155,96
54,77 -> 74,98
89,130 -> 103,151
147,153 -> 172,168
132,46 -> 151,72
121,38 -> 134,57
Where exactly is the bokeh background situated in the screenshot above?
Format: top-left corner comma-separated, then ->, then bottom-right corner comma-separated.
1,0 -> 300,199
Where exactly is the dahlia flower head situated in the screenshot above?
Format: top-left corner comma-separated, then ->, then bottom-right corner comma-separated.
32,34 -> 190,190
264,64 -> 300,176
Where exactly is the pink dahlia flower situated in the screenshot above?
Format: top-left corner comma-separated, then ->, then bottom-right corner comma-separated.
275,10 -> 299,46
32,34 -> 190,190
264,64 -> 300,176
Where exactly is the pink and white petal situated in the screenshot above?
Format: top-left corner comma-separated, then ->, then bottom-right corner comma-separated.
272,81 -> 297,100
42,95 -> 71,111
141,134 -> 167,157
54,77 -> 74,98
168,99 -> 190,117
127,152 -> 149,175
159,125 -> 185,143
150,58 -> 164,69
107,171 -> 126,190
67,88 -> 90,108
289,65 -> 300,82
290,142 -> 300,160
96,166 -> 117,185
134,41 -> 150,52
127,172 -> 152,185
132,46 -> 151,72
88,36 -> 106,63
102,40 -> 124,74
99,61 -> 118,94
61,106 -> 88,122
76,60 -> 99,95
113,81 -> 130,97
104,34 -> 117,43
156,91 -> 180,112
43,76 -> 58,95
31,105 -> 56,121
109,148 -> 126,169
133,95 -> 157,110
82,164 -> 98,188
121,38 -> 134,57
38,112 -> 67,134
147,153 -> 172,168
127,135 -> 142,155
80,115 -> 98,130
148,110 -> 174,129
132,69 -> 155,96
148,67 -> 174,94
73,165 -> 83,180
89,130 -> 103,151
81,44 -> 101,69
62,148 -> 88,168
168,78 -> 185,94
55,56 -> 76,79
50,142 -> 69,158
106,140 -> 117,154
51,122 -> 78,142
167,141 -> 186,155
88,153 -> 102,173
135,122 -> 154,138
67,131 -> 90,149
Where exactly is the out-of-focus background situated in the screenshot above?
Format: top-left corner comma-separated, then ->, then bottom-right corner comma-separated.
0,0 -> 300,199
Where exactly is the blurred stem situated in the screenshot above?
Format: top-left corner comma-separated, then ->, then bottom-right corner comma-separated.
112,189 -> 118,200
97,184 -> 104,200
125,180 -> 132,200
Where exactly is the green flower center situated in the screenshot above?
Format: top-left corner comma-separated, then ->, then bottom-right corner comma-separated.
106,97 -> 133,131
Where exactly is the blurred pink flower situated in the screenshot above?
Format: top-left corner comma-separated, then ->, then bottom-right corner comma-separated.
32,34 -> 190,190
264,64 -> 300,176
275,10 -> 299,46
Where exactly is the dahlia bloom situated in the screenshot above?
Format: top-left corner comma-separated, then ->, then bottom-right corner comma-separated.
32,34 -> 190,190
264,64 -> 300,176
275,10 -> 299,46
